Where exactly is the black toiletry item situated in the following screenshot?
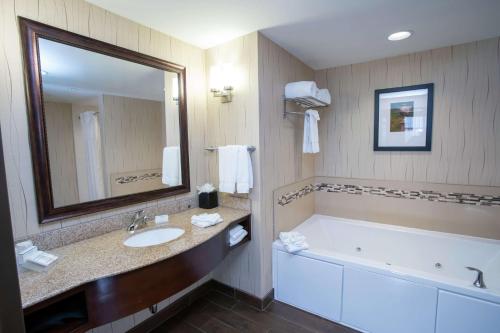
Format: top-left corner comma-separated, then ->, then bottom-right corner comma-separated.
199,191 -> 218,209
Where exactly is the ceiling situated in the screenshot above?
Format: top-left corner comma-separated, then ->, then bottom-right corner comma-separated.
86,0 -> 500,70
39,38 -> 165,103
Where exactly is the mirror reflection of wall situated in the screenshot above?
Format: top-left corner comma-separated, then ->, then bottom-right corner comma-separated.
39,38 -> 182,208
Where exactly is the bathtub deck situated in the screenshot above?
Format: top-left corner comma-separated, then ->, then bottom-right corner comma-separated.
152,289 -> 359,333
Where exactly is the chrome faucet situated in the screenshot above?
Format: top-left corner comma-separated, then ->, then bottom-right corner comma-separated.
466,267 -> 486,289
127,210 -> 150,233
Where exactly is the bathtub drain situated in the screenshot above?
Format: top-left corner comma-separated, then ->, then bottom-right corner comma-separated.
435,263 -> 442,269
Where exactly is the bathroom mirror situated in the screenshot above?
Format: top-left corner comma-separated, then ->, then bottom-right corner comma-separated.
20,18 -> 190,223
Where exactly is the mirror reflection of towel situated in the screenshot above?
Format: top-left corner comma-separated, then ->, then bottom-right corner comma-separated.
162,146 -> 181,186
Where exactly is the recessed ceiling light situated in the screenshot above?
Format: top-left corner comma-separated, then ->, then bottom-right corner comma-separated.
388,31 -> 413,41
41,70 -> 48,76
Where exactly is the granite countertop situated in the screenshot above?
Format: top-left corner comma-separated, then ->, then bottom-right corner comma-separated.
18,207 -> 250,308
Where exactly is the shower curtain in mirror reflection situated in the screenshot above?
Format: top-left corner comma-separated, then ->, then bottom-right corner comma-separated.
79,111 -> 105,201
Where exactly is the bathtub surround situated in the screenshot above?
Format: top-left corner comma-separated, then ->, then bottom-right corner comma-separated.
273,36 -> 500,242
274,177 -> 500,240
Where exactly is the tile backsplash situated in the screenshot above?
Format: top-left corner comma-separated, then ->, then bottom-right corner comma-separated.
23,196 -> 198,251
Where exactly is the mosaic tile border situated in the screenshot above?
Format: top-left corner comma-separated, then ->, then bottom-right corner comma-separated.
114,172 -> 162,184
277,183 -> 500,207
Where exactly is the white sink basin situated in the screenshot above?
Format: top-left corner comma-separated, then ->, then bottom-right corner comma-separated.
123,228 -> 185,248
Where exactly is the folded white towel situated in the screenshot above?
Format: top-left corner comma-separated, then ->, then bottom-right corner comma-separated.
303,110 -> 320,153
279,231 -> 309,253
218,145 -> 239,193
285,81 -> 319,99
191,213 -> 223,228
162,146 -> 181,186
229,225 -> 244,238
229,229 -> 248,246
236,146 -> 253,194
230,229 -> 246,242
316,88 -> 331,105
283,241 -> 309,253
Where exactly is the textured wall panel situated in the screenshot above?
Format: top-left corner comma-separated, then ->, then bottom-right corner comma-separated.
315,38 -> 500,186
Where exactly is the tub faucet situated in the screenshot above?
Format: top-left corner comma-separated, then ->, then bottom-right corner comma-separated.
127,210 -> 150,233
466,267 -> 486,289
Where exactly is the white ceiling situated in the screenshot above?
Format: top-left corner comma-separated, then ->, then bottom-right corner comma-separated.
39,38 -> 165,103
86,0 -> 500,70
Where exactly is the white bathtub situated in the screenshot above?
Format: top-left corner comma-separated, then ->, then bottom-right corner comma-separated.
272,215 -> 500,333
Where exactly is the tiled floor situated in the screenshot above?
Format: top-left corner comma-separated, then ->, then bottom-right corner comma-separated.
152,290 -> 359,333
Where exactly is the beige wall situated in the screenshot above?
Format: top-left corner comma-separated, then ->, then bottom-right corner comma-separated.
205,32 -> 263,296
257,34 -> 315,296
206,33 -> 316,298
315,37 -> 500,186
44,101 -> 79,207
0,0 -> 208,240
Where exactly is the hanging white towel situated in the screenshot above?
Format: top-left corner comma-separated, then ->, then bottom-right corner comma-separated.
315,88 -> 331,105
218,145 -> 239,193
162,146 -> 181,186
303,110 -> 320,153
285,81 -> 319,99
236,146 -> 253,194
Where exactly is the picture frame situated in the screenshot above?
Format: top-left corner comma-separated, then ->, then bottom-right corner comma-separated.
374,83 -> 434,151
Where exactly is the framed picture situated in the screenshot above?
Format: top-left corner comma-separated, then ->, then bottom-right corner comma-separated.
374,83 -> 434,151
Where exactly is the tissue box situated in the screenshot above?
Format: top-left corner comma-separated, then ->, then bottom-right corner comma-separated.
199,191 -> 218,209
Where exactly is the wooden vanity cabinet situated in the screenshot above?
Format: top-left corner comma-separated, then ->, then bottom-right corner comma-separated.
23,215 -> 251,332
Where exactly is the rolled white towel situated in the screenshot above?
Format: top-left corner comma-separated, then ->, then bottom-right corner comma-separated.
285,81 -> 319,99
191,213 -> 223,228
229,229 -> 248,246
315,88 -> 331,105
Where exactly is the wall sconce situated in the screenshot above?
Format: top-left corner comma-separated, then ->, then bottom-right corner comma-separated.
210,63 -> 233,103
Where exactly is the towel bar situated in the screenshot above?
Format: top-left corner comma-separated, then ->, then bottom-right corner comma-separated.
204,146 -> 256,152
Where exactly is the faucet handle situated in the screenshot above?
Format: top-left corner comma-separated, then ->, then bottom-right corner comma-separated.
133,209 -> 145,219
466,267 -> 486,289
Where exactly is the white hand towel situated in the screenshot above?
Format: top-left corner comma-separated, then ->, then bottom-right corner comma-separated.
285,81 -> 319,99
218,145 -> 239,193
229,225 -> 244,238
303,110 -> 320,154
279,231 -> 309,253
162,146 -> 181,186
316,88 -> 331,105
236,146 -> 253,194
229,229 -> 248,246
191,213 -> 223,228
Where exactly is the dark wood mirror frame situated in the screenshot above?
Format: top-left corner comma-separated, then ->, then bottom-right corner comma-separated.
19,17 -> 190,224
